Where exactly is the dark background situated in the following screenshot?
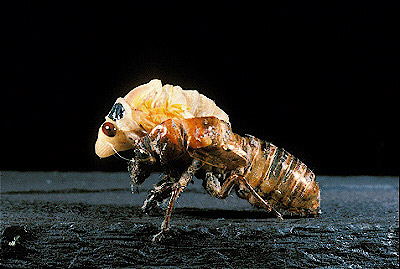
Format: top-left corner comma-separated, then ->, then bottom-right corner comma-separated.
3,1 -> 398,175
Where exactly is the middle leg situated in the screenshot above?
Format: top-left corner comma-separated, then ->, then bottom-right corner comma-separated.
141,175 -> 175,215
152,159 -> 203,242
204,170 -> 236,199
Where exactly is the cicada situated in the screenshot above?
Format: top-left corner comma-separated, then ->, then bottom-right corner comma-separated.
95,79 -> 320,242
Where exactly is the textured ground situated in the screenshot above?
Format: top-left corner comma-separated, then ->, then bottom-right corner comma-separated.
1,172 -> 398,268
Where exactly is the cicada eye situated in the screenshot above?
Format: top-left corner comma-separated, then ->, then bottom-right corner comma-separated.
108,102 -> 125,121
102,122 -> 117,137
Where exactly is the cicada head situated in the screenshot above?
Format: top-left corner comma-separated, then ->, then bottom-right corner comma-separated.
95,79 -> 163,158
95,97 -> 147,158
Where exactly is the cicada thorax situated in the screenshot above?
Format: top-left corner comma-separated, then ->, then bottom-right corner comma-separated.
241,136 -> 320,216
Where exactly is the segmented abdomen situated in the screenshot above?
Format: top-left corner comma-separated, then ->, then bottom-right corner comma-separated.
243,136 -> 320,216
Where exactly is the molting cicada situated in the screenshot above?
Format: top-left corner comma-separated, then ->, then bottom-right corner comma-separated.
95,79 -> 320,242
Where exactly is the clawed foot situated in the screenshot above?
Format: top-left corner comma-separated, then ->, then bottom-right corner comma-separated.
270,207 -> 284,221
276,213 -> 284,221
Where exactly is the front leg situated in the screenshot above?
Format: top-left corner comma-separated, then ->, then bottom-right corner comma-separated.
141,175 -> 175,215
128,138 -> 157,189
152,159 -> 203,242
128,158 -> 152,191
128,153 -> 157,192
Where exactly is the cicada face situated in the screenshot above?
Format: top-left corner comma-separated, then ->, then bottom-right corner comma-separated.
95,98 -> 147,158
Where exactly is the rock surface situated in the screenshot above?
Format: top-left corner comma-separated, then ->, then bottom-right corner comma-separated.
1,172 -> 398,268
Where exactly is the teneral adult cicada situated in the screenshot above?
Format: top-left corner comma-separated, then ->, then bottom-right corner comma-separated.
95,80 -> 320,242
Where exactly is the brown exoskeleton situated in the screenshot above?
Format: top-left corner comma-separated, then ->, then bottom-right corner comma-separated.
128,116 -> 320,242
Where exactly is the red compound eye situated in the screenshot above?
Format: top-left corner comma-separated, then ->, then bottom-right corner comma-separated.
102,122 -> 117,137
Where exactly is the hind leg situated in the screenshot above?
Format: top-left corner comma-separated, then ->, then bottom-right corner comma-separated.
205,172 -> 283,220
237,176 -> 283,220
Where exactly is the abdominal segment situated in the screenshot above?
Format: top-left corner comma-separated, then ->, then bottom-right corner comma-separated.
243,137 -> 320,216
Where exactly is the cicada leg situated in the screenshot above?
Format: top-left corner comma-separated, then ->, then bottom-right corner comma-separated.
152,159 -> 203,243
141,175 -> 175,216
205,172 -> 283,220
237,176 -> 283,220
204,171 -> 236,199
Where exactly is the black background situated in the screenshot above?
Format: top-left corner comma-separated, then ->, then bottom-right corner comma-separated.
3,1 -> 398,175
